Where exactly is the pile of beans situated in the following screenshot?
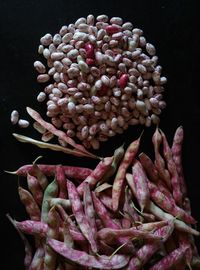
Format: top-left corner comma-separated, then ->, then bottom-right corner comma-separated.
34,14 -> 167,149
7,127 -> 200,269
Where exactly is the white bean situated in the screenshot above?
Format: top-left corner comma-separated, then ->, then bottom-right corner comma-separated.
75,17 -> 86,27
37,74 -> 50,83
146,43 -> 156,56
122,22 -> 133,30
34,61 -> 46,73
18,119 -> 29,128
38,45 -> 44,54
11,110 -> 19,125
110,17 -> 123,25
53,34 -> 62,45
51,52 -> 65,60
87,14 -> 95,25
37,92 -> 46,102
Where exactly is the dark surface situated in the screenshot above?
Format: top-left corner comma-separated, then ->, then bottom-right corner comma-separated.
0,0 -> 200,269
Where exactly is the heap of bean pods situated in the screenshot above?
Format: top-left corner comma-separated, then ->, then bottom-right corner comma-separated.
31,14 -> 167,149
7,126 -> 200,269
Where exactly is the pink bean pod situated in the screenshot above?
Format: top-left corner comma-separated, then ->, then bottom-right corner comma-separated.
160,129 -> 183,206
26,107 -> 98,159
127,219 -> 175,270
139,152 -> 159,182
44,207 -> 60,270
139,152 -> 173,200
83,182 -> 97,239
54,204 -> 79,232
131,160 -> 150,212
98,192 -> 113,211
92,192 -> 135,254
7,214 -> 33,270
67,180 -> 98,253
149,245 -> 189,270
77,156 -> 113,195
48,238 -> 130,269
27,173 -> 43,206
148,181 -> 196,224
29,244 -> 45,270
8,164 -> 92,180
148,201 -> 200,236
171,126 -> 187,198
55,165 -> 68,198
18,186 -> 41,221
14,220 -> 48,236
112,133 -> 142,211
152,128 -> 171,188
178,232 -> 193,269
97,227 -> 162,245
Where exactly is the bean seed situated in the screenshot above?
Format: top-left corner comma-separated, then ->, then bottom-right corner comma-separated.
97,29 -> 106,40
159,100 -> 167,109
51,52 -> 65,61
75,104 -> 83,113
53,34 -> 62,45
43,48 -> 50,59
95,51 -> 104,64
68,102 -> 76,114
37,92 -> 46,102
112,32 -> 123,40
78,61 -> 89,73
78,23 -> 89,33
88,34 -> 96,43
128,118 -> 139,125
132,28 -> 143,35
53,72 -> 61,82
61,32 -> 73,43
59,25 -> 68,36
128,99 -> 136,110
87,14 -> 95,25
37,74 -> 50,83
38,45 -> 44,54
151,114 -> 160,124
146,43 -> 156,56
122,22 -> 133,30
83,104 -> 94,114
137,64 -> 147,74
11,110 -> 19,125
73,32 -> 88,41
34,61 -> 46,73
101,75 -> 110,86
96,14 -> 108,22
18,119 -> 29,128
75,17 -> 86,27
110,17 -> 123,25
160,76 -> 167,85
40,33 -> 52,46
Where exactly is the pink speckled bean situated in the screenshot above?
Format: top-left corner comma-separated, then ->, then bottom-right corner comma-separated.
67,180 -> 98,253
48,238 -> 130,269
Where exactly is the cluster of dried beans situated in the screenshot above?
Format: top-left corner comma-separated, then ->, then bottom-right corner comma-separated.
33,14 -> 167,149
7,127 -> 200,269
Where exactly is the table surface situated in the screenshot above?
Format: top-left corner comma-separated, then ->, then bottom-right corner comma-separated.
0,0 -> 200,269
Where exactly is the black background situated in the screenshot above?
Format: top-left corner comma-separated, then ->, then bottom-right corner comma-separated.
0,0 -> 200,269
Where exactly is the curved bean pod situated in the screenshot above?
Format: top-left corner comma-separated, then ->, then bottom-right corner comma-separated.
112,134 -> 142,211
48,238 -> 130,269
